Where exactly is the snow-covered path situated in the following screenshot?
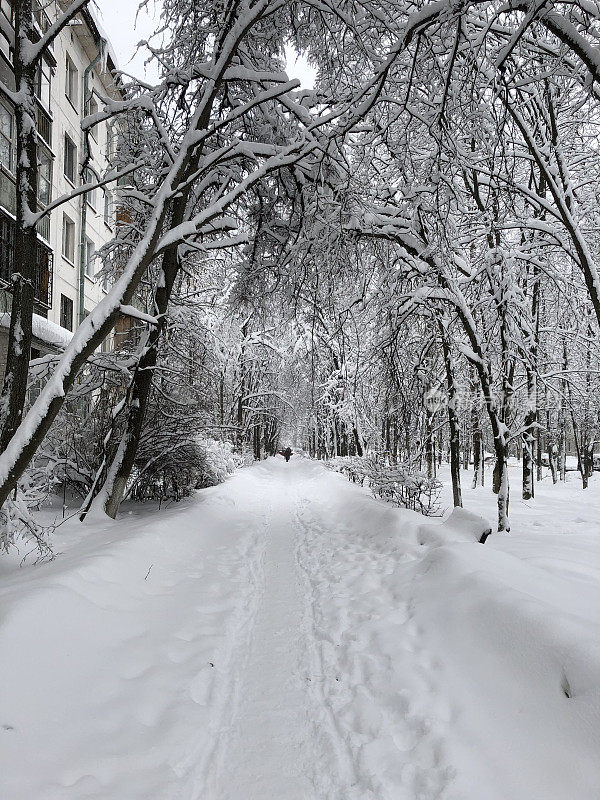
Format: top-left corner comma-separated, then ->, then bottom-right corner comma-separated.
202,460 -> 454,800
209,468 -> 321,799
1,458 -> 599,800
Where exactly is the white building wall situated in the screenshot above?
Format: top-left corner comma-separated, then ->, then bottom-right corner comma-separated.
46,12 -> 118,335
0,3 -> 123,383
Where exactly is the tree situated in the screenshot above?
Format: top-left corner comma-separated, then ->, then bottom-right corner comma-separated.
0,0 -> 327,510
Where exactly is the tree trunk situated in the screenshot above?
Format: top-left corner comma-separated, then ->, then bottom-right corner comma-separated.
353,426 -> 363,457
471,398 -> 482,489
236,320 -> 250,451
424,398 -> 434,479
522,368 -> 536,500
559,345 -> 568,481
219,374 -> 225,426
253,422 -> 261,460
0,0 -> 39,454
81,190 -> 185,518
385,416 -> 391,459
570,407 -> 587,489
441,324 -> 462,507
547,408 -> 558,484
496,455 -> 510,533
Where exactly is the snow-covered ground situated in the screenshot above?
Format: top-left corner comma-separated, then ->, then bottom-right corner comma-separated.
0,458 -> 598,799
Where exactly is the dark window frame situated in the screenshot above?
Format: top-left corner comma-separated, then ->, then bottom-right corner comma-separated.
60,293 -> 73,331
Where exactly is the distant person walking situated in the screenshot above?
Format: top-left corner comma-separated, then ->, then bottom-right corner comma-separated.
280,447 -> 293,462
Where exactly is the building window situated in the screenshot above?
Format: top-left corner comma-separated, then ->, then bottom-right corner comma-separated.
36,213 -> 50,242
65,54 -> 78,107
103,189 -> 112,228
87,95 -> 98,140
85,236 -> 95,278
0,31 -> 10,61
84,167 -> 96,209
0,102 -> 14,172
106,122 -> 116,162
60,294 -> 73,331
36,105 -> 52,147
0,211 -> 14,283
0,0 -> 13,26
35,60 -> 52,111
64,134 -> 77,184
33,0 -> 51,38
37,147 -> 52,206
62,214 -> 75,262
0,208 -> 53,307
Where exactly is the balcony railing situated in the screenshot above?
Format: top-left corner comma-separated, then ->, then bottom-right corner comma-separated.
36,212 -> 50,242
36,105 -> 52,147
0,208 -> 53,308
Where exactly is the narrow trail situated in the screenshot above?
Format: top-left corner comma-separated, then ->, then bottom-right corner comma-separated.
212,467 -> 319,799
204,459 -> 454,800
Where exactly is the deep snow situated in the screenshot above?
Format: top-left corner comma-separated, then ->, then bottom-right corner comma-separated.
0,458 -> 599,799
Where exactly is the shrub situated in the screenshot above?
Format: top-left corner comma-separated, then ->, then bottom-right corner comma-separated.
326,454 -> 442,515
129,436 -> 243,502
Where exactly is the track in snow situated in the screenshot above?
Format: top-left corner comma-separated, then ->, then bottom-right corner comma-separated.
202,458 -> 454,800
211,466 -> 320,798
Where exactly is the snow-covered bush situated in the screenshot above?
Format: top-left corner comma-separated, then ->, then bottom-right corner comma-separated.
194,438 -> 244,487
0,359 -> 127,559
128,437 -> 242,503
326,455 -> 442,515
28,355 -> 131,501
129,441 -> 206,502
0,487 -> 53,562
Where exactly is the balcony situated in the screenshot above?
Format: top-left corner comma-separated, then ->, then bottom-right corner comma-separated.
36,104 -> 52,147
0,208 -> 53,308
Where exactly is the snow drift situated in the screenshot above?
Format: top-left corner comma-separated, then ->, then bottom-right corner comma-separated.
413,512 -> 600,800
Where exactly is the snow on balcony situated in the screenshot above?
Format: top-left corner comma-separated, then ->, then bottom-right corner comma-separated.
0,312 -> 72,351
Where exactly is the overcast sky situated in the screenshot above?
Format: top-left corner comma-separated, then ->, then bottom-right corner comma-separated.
96,0 -> 316,87
95,0 -> 161,81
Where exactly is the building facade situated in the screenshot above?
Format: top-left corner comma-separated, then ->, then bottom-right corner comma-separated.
0,0 -> 120,369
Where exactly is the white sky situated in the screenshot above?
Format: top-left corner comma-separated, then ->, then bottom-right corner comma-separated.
96,0 -> 316,88
94,0 -> 161,81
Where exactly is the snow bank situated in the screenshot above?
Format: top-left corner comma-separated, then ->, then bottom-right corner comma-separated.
415,466 -> 600,800
418,506 -> 492,545
413,538 -> 600,800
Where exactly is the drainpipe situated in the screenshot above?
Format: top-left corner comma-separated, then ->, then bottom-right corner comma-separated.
78,40 -> 105,324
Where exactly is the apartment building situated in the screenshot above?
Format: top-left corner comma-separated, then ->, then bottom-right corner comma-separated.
0,0 -> 121,372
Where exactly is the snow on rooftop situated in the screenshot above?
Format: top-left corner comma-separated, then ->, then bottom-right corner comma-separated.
87,4 -> 120,72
